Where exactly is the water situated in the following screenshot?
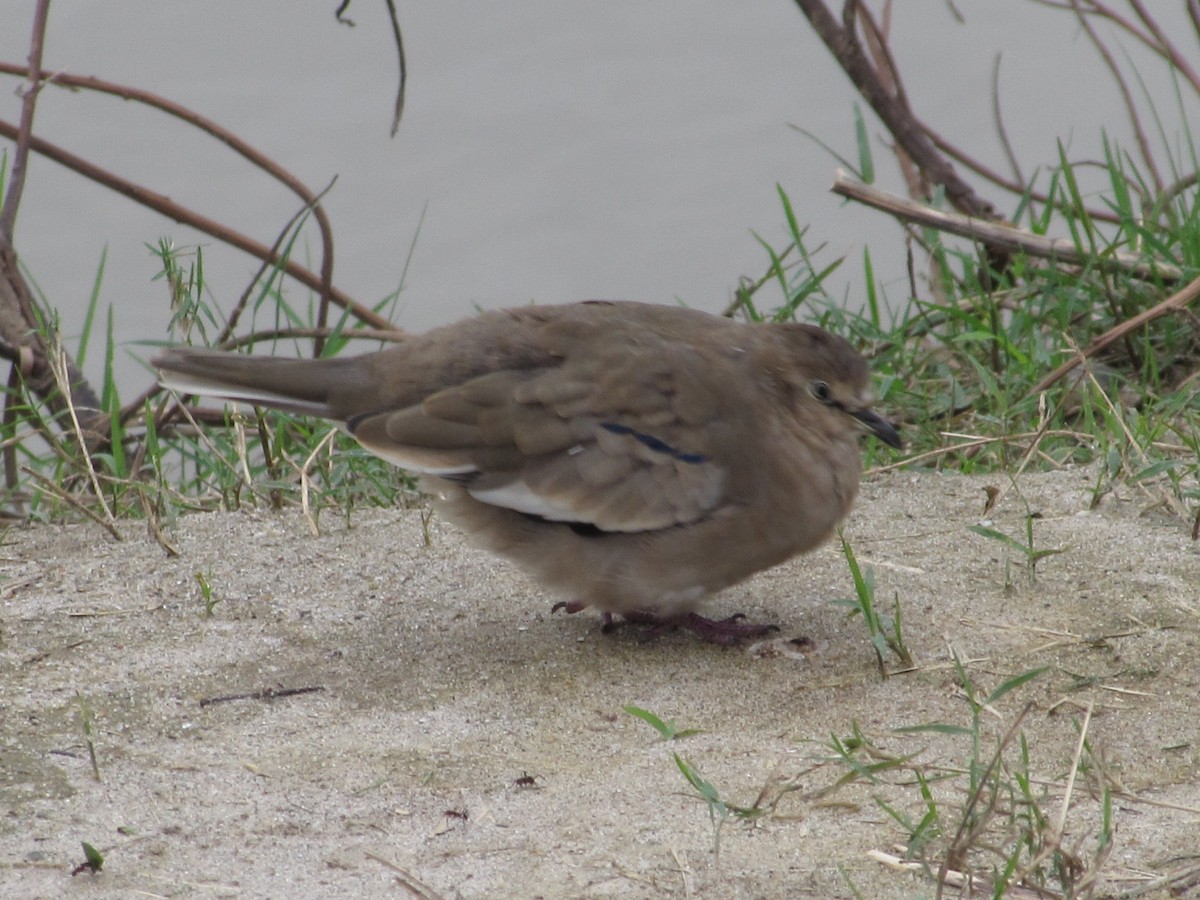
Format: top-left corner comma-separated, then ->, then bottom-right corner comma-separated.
2,2 -> 1194,393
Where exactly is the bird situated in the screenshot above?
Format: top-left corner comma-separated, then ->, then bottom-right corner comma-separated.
153,300 -> 900,643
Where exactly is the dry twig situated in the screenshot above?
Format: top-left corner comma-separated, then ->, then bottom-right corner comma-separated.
831,171 -> 1183,283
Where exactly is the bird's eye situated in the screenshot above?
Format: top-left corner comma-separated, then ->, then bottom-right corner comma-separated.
808,380 -> 833,404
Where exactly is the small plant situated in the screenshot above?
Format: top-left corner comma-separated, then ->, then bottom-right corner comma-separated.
195,570 -> 220,618
70,841 -> 105,877
75,691 -> 101,782
625,706 -> 765,861
836,659 -> 1119,896
420,505 -> 435,547
836,534 -> 913,677
671,753 -> 759,861
623,705 -> 702,742
968,514 -> 1066,584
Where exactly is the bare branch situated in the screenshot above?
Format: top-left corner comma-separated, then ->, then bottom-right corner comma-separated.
790,0 -> 999,219
218,177 -> 340,356
0,62 -> 344,336
1125,0 -> 1200,93
221,325 -> 405,351
1030,0 -> 1200,95
990,54 -> 1024,186
1066,0 -> 1163,193
385,0 -> 407,136
831,170 -> 1183,282
0,0 -> 50,239
1031,273 -> 1200,392
0,116 -> 391,331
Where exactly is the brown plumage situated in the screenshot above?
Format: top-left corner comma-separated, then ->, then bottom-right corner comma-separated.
153,300 -> 899,642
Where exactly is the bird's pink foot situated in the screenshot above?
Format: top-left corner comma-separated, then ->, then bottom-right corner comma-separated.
660,612 -> 779,645
550,600 -> 589,615
551,601 -> 777,645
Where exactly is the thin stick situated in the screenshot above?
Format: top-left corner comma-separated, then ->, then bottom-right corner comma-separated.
1066,0 -> 1162,192
198,685 -> 324,708
868,428 -> 1093,474
1031,273 -> 1200,392
362,851 -> 448,900
384,0 -> 408,136
0,116 -> 389,330
216,176 -> 338,350
0,0 -> 51,239
20,466 -> 121,540
990,53 -> 1024,185
294,428 -> 339,537
47,343 -> 120,534
831,170 -> 1183,282
0,61 -> 343,323
1053,700 -> 1093,839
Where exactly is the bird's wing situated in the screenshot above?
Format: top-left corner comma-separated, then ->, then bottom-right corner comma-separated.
347,333 -> 739,533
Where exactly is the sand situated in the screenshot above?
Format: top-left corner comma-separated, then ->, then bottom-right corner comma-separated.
2,466 -> 1198,898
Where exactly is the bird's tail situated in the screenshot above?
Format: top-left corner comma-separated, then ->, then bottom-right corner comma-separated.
152,347 -> 365,421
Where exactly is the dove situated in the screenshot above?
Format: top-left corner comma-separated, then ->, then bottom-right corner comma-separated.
153,300 -> 899,643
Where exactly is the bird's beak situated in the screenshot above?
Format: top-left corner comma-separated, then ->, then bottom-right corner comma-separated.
852,408 -> 902,449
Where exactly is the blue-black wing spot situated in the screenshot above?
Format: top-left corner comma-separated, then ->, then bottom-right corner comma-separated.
600,422 -> 707,465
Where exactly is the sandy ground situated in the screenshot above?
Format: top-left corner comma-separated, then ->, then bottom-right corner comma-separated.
2,466 -> 1199,899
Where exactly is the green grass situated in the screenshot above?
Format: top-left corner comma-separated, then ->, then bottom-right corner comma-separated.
623,705 -> 704,742
968,516 -> 1068,587
644,661 -> 1111,895
4,70 -> 1199,900
3,124 -> 1196,540
73,841 -> 105,877
195,569 -> 220,618
670,752 -> 762,862
653,659 -> 1108,896
835,533 -> 913,677
642,122 -> 1193,892
75,691 -> 101,783
874,661 -> 1112,898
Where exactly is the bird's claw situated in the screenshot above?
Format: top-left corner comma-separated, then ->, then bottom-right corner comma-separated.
552,601 -> 778,645
613,609 -> 778,645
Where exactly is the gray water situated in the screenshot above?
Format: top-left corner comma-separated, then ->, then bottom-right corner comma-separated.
2,2 -> 1195,392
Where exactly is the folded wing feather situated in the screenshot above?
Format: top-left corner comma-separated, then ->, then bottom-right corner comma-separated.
349,360 -> 727,533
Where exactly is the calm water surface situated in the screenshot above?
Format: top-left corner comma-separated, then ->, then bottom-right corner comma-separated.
1,3 -> 1194,390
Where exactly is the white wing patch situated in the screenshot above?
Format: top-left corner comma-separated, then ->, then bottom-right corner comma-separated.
467,480 -> 582,522
352,435 -> 478,478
